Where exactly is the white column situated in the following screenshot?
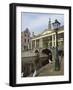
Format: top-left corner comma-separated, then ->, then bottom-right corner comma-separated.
28,44 -> 29,49
52,35 -> 54,47
31,41 -> 32,49
39,38 -> 43,48
55,34 -> 56,47
35,40 -> 36,48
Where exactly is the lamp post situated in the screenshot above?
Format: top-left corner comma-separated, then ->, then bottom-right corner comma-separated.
52,19 -> 60,71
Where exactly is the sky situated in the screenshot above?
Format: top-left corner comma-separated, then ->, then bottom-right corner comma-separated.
21,12 -> 64,35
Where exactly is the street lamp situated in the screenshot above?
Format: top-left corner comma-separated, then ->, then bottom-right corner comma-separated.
52,19 -> 60,71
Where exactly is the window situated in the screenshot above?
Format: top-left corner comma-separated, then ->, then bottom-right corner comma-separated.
25,39 -> 26,43
28,39 -> 29,42
25,34 -> 26,37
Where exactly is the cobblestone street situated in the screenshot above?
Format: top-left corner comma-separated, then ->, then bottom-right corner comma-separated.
36,57 -> 64,76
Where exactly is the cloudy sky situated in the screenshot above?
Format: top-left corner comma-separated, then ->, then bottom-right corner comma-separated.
21,12 -> 64,35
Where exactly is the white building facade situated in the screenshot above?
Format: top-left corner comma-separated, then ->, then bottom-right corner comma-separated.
29,26 -> 64,50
